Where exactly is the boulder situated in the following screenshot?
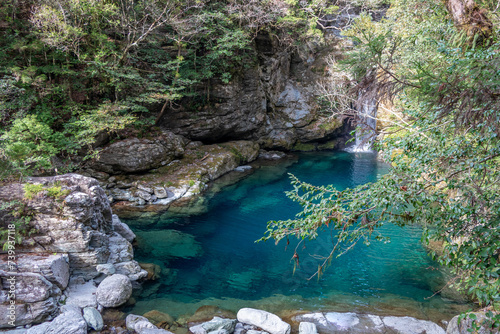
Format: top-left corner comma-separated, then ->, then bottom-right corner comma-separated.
83,307 -> 104,331
0,297 -> 58,329
237,308 -> 290,334
298,322 -> 318,334
190,317 -> 237,334
112,214 -> 136,242
91,131 -> 185,174
127,314 -> 154,331
96,274 -> 132,308
27,305 -> 87,334
0,254 -> 69,290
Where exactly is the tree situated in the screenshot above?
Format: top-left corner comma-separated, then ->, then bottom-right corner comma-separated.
262,0 -> 500,324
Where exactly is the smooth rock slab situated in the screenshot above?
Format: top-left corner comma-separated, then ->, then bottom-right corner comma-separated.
83,307 -> 104,331
190,316 -> 238,334
382,316 -> 446,334
237,308 -> 290,334
27,305 -> 87,334
96,274 -> 132,308
293,312 -> 445,334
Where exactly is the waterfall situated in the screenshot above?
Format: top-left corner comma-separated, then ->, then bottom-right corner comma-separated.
346,97 -> 377,152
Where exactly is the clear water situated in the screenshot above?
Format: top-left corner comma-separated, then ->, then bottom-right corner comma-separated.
123,152 -> 470,321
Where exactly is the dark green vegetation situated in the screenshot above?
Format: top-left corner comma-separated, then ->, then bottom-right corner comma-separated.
262,0 -> 500,326
0,0 -> 343,177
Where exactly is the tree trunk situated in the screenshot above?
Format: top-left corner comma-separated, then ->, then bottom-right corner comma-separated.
445,0 -> 493,46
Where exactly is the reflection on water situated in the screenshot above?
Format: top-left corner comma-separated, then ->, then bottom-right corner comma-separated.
123,152 -> 470,321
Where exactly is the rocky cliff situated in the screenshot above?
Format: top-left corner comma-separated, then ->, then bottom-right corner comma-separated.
0,174 -> 145,329
158,33 -> 351,151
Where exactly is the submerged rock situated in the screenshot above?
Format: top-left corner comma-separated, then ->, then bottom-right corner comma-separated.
96,274 -> 132,308
237,308 -> 290,334
137,230 -> 203,259
143,310 -> 175,326
83,307 -> 104,331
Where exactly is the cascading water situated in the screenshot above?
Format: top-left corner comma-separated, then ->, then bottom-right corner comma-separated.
347,97 -> 378,152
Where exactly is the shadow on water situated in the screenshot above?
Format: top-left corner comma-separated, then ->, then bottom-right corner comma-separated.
122,151 -> 471,322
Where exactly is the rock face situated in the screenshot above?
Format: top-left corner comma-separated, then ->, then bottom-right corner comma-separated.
293,312 -> 446,334
237,308 -> 291,334
95,274 -> 132,308
94,139 -> 262,210
159,35 -> 351,151
27,305 -> 87,334
92,130 -> 186,174
0,174 -> 143,328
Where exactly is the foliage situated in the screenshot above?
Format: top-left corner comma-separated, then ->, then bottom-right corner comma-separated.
263,0 -> 500,320
0,0 -> 351,176
0,200 -> 36,251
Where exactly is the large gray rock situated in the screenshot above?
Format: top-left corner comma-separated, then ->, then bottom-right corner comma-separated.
126,314 -> 156,332
91,131 -> 185,174
190,316 -> 238,334
237,308 -> 290,334
0,254 -> 69,290
126,314 -> 147,331
0,174 -> 115,280
293,312 -> 445,334
0,271 -> 60,328
0,297 -> 58,329
83,307 -> 103,331
383,316 -> 445,334
27,305 -> 87,334
112,214 -> 136,242
96,274 -> 132,308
